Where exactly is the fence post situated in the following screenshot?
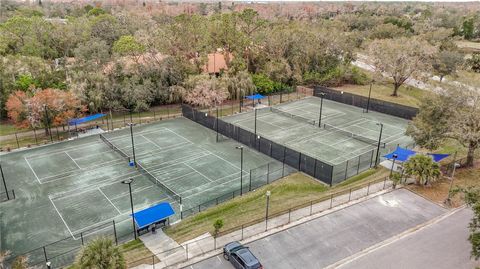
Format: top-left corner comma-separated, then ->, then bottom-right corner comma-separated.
288,209 -> 291,223
348,188 -> 352,202
153,110 -> 156,121
241,225 -> 244,240
383,177 -> 387,189
249,170 -> 252,191
167,106 -> 170,118
267,163 -> 270,184
186,243 -> 189,260
12,189 -> 15,199
123,112 -> 126,125
330,194 -> 333,208
113,220 -> 118,245
216,198 -> 219,205
34,128 -> 38,145
310,201 -> 313,215
138,111 -> 141,124
344,160 -> 349,180
282,147 -> 286,177
56,126 -> 60,140
369,150 -> 374,167
367,182 -> 371,196
152,255 -> 155,269
214,236 -> 217,250
357,155 -> 361,174
15,133 -> 20,148
81,232 -> 84,246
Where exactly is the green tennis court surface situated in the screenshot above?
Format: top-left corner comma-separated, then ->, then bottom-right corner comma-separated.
0,117 -> 285,260
223,97 -> 414,183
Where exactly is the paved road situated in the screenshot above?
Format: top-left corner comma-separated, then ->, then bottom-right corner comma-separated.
186,189 -> 447,269
337,207 -> 479,269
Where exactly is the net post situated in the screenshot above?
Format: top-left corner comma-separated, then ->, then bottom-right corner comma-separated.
113,220 -> 118,245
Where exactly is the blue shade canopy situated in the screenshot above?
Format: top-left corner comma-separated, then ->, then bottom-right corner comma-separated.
245,94 -> 265,100
68,113 -> 106,126
132,202 -> 175,229
428,153 -> 450,162
383,146 -> 417,162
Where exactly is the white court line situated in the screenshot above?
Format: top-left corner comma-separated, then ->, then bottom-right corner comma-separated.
181,174 -> 241,198
147,153 -> 210,176
109,185 -> 154,201
24,157 -> 41,184
184,163 -> 213,182
163,171 -> 198,183
39,158 -> 125,183
49,196 -> 75,239
98,188 -> 122,214
49,172 -> 143,200
140,134 -> 162,149
26,140 -> 107,159
105,127 -> 170,142
65,151 -> 82,169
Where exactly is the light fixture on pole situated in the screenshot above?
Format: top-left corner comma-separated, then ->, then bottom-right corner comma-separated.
318,92 -> 326,128
122,178 -> 137,240
46,261 -> 51,269
390,154 -> 398,177
236,146 -> 244,195
375,123 -> 384,167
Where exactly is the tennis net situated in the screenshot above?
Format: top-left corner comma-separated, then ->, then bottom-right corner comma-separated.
323,123 -> 386,148
99,134 -> 130,160
270,107 -> 315,126
137,163 -> 182,204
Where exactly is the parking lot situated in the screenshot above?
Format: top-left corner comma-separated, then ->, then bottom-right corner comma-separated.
187,189 -> 447,269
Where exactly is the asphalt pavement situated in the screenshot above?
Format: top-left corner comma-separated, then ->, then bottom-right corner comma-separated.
186,189 -> 449,269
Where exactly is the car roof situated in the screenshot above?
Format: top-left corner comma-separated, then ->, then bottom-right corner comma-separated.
236,248 -> 260,266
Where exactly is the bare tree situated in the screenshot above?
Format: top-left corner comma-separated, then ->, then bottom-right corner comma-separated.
367,37 -> 436,96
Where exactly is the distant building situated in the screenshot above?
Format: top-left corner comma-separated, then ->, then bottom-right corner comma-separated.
203,51 -> 232,75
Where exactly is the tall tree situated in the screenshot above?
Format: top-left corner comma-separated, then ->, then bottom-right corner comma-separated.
6,88 -> 85,133
367,37 -> 436,96
432,50 -> 463,82
183,75 -> 228,108
407,86 -> 480,167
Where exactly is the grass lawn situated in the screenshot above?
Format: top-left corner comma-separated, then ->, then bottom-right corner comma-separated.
332,82 -> 425,108
0,122 -> 22,136
165,168 -> 390,243
120,239 -> 158,268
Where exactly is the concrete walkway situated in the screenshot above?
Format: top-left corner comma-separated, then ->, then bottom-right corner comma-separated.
132,179 -> 395,268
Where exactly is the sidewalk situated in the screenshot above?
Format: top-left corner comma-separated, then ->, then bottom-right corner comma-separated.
133,179 -> 395,269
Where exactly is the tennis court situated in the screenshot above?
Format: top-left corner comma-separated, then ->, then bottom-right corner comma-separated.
0,117 -> 285,262
222,97 -> 414,183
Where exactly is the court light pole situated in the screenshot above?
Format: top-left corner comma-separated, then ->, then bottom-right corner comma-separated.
318,92 -> 326,128
0,163 -> 9,200
265,190 -> 271,231
365,81 -> 373,113
236,146 -> 244,196
127,123 -> 137,167
122,178 -> 137,240
389,154 -> 398,177
375,123 -> 384,167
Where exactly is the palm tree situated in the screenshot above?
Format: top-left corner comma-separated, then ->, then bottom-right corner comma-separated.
403,154 -> 441,186
76,237 -> 125,269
